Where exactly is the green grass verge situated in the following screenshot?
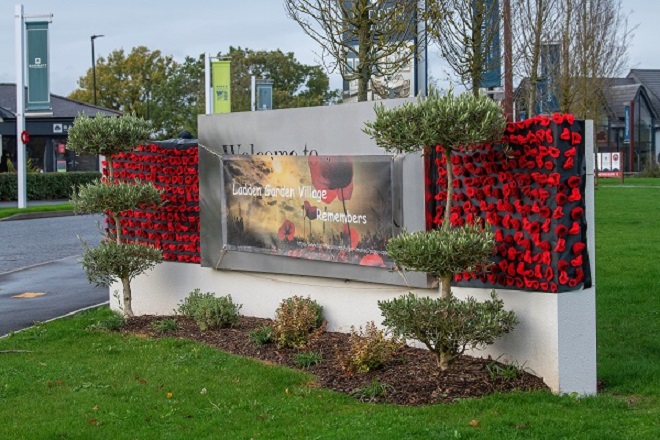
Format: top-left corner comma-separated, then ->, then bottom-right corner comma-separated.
0,203 -> 73,220
0,183 -> 659,439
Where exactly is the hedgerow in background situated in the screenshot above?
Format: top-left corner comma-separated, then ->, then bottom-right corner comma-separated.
365,89 -> 517,370
68,113 -> 163,318
0,172 -> 100,201
273,296 -> 325,348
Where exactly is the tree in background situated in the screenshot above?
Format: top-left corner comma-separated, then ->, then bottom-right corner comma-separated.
509,0 -> 632,120
222,47 -> 338,112
427,0 -> 501,96
556,0 -> 632,120
70,46 -> 336,137
284,0 -> 421,102
69,46 -> 178,138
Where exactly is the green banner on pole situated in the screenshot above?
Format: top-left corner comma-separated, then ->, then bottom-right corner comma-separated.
211,60 -> 231,113
26,21 -> 50,111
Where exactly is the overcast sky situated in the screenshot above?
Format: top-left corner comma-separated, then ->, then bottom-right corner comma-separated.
1,0 -> 659,97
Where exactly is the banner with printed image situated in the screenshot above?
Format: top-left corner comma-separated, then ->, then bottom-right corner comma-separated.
222,155 -> 394,268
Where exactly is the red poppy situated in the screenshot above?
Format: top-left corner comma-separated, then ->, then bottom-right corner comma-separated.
563,156 -> 575,170
303,201 -> 318,220
571,132 -> 582,145
278,219 -> 296,241
571,207 -> 584,220
308,156 -> 354,203
572,242 -> 586,255
569,222 -> 581,235
359,254 -> 386,267
342,224 -> 360,249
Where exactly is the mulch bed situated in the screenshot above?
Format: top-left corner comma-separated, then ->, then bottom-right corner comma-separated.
123,315 -> 549,405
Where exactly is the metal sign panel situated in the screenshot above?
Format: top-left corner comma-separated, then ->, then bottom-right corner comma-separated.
26,21 -> 50,111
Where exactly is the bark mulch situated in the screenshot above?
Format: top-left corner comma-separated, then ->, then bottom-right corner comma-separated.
122,315 -> 549,405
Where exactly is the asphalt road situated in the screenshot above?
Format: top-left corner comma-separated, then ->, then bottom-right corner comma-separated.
0,214 -> 108,335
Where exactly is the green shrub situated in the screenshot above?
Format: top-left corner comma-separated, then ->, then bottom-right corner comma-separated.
386,224 -> 495,299
294,351 -> 322,368
177,289 -> 242,331
273,296 -> 324,348
339,321 -> 403,374
0,172 -> 101,201
86,311 -> 125,332
151,318 -> 179,333
249,324 -> 274,346
352,379 -> 394,403
378,291 -> 518,370
639,161 -> 660,178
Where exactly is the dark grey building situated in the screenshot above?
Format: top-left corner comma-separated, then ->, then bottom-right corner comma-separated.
514,69 -> 660,172
0,84 -> 121,172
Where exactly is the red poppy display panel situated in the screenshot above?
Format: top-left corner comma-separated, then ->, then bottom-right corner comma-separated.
106,143 -> 201,264
425,114 -> 591,293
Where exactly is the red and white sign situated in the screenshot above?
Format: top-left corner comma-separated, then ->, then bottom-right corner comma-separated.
597,152 -> 622,178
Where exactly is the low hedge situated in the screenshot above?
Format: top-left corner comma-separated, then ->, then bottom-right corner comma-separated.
0,172 -> 101,201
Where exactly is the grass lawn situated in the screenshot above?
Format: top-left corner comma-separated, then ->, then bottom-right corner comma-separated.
0,202 -> 73,220
1,180 -> 659,439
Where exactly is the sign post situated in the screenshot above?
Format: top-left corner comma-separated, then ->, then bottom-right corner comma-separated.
14,4 -> 27,209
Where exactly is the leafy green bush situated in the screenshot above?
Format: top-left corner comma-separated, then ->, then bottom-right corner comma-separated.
151,318 -> 179,333
379,291 -> 518,370
352,379 -> 394,403
387,223 -> 495,298
294,351 -> 322,368
273,296 -> 324,348
86,310 -> 125,332
0,172 -> 101,201
249,324 -> 274,345
339,321 -> 403,374
639,161 -> 660,178
177,289 -> 242,331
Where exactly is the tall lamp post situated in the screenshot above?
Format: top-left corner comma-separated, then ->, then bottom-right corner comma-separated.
91,34 -> 104,106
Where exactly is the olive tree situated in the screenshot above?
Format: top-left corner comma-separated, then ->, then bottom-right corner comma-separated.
67,113 -> 163,317
364,90 -> 515,370
364,89 -> 505,297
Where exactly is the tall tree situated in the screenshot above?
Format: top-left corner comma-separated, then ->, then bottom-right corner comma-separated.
428,0 -> 501,96
510,0 -> 561,115
284,0 -> 420,102
69,46 -> 178,137
223,47 -> 337,112
511,0 -> 632,120
558,0 -> 632,120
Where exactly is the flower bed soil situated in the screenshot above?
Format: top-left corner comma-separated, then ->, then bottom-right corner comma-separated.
123,315 -> 549,405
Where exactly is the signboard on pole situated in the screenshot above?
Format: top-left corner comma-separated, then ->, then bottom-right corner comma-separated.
211,60 -> 231,114
25,21 -> 50,112
597,152 -> 622,178
624,104 -> 630,143
481,0 -> 501,88
255,79 -> 273,110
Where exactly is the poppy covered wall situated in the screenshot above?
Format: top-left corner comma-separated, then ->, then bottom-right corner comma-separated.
426,114 -> 591,293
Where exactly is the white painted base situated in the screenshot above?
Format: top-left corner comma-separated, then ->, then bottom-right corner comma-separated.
111,263 -> 597,395
452,286 -> 597,395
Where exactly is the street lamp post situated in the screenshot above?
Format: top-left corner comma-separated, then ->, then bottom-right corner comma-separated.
91,34 -> 104,106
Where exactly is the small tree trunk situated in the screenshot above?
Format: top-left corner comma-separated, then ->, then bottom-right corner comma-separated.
435,350 -> 454,371
437,351 -> 452,371
443,147 -> 453,229
440,273 -> 452,300
121,276 -> 134,318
